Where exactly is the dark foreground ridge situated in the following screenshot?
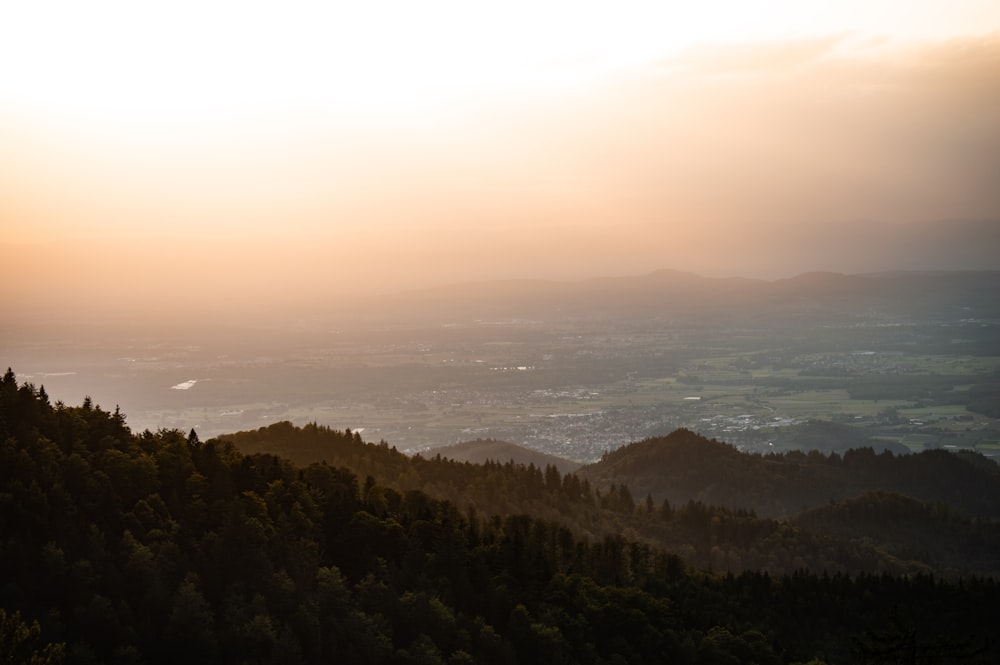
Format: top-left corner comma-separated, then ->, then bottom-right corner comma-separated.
2,369 -> 999,664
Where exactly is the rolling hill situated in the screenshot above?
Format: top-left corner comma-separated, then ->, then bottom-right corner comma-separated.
431,438 -> 580,474
576,428 -> 1000,519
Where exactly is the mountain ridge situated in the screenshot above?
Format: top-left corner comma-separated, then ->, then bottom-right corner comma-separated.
363,268 -> 1000,325
576,428 -> 1000,520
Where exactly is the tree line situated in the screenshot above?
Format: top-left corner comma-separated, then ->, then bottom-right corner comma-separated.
2,369 -> 997,663
221,421 -> 1000,578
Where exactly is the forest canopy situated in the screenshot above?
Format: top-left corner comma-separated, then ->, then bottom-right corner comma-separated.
1,369 -> 997,664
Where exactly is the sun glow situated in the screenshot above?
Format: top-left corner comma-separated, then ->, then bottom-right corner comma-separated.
8,1 -> 997,123
4,2 -> 628,120
2,1 -> 999,297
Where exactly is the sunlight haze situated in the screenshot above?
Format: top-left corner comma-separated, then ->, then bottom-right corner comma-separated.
3,1 -> 999,318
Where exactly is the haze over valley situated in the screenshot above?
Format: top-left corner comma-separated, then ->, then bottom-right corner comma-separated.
6,269 -> 998,463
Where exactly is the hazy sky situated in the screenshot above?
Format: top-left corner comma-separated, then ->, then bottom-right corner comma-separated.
2,1 -> 999,314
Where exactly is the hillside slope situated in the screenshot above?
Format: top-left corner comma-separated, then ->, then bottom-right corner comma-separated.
793,490 -> 1000,578
3,370 -> 1000,664
431,438 -> 581,474
219,420 -> 1000,578
577,428 -> 1000,519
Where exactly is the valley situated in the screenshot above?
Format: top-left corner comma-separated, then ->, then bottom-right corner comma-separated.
7,270 -> 999,462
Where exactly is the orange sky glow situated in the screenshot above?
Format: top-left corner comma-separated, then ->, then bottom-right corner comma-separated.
2,1 -> 999,320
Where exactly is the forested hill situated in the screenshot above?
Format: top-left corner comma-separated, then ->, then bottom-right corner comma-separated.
792,491 -> 1000,577
223,422 -> 1000,522
217,420 -> 1000,580
578,428 -> 1000,519
3,370 -> 1000,664
431,439 -> 581,475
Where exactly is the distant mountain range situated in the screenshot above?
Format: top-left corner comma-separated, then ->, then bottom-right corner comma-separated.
749,218 -> 1000,277
366,267 -> 1000,326
5,218 -> 999,331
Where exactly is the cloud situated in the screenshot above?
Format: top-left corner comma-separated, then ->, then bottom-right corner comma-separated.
581,32 -> 1000,227
660,34 -> 849,74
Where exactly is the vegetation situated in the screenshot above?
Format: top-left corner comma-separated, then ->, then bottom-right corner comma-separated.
582,430 -> 1000,519
221,422 -> 1000,577
2,369 -> 999,663
793,491 -> 1000,578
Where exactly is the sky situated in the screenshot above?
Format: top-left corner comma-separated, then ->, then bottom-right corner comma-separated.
2,1 -> 999,318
